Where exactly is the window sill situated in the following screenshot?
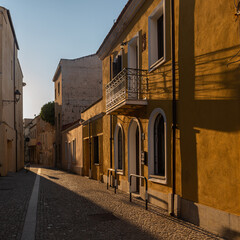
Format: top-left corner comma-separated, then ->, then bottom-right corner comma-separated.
116,169 -> 124,175
149,175 -> 167,185
149,57 -> 166,73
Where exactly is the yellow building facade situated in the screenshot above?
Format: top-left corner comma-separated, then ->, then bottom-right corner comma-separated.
0,7 -> 24,176
95,0 -> 240,238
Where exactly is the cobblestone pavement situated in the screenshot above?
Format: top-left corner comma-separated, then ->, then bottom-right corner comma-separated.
35,167 -> 223,240
0,168 -> 38,240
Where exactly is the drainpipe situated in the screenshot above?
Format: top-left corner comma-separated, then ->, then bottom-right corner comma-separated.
13,41 -> 18,172
109,56 -> 113,169
171,0 -> 176,216
110,115 -> 112,168
88,122 -> 91,178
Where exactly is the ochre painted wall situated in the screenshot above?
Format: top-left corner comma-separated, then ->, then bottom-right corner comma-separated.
100,0 -> 240,216
175,0 -> 240,215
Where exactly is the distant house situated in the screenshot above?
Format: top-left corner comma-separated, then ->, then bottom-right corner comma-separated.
61,97 -> 104,177
23,118 -> 33,163
26,115 -> 55,167
0,7 -> 24,176
53,54 -> 102,167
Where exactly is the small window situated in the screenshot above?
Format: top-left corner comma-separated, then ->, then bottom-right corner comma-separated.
113,55 -> 122,78
72,139 -> 76,162
157,15 -> 164,60
114,124 -> 124,171
58,82 -> 60,95
93,137 -> 99,164
154,114 -> 165,176
118,128 -> 123,169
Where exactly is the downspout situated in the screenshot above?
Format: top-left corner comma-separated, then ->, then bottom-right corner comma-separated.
88,122 -> 91,178
171,0 -> 176,216
109,56 -> 113,169
110,116 -> 113,168
13,41 -> 18,172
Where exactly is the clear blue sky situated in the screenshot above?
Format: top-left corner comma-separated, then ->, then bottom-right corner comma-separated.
1,0 -> 128,118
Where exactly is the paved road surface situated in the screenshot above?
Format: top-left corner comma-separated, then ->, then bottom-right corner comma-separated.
0,167 -> 223,240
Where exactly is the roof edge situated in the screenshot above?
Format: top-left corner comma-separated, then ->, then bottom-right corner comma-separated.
6,9 -> 19,50
96,0 -> 145,60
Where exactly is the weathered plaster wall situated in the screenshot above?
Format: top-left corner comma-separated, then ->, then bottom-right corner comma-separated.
62,124 -> 83,175
61,54 -> 102,126
0,8 -> 23,175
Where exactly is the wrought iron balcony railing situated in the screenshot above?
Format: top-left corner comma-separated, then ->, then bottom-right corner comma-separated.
106,68 -> 148,113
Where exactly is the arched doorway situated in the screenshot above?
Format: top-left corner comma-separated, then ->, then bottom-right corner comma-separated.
128,118 -> 141,193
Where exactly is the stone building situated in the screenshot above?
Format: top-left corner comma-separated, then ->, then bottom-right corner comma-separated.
26,115 -> 55,167
53,54 -> 102,167
61,97 -> 104,177
28,117 -> 37,164
0,7 -> 24,176
23,118 -> 33,163
37,116 -> 55,167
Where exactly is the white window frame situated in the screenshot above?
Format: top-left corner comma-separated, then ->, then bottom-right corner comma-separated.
114,123 -> 124,174
148,0 -> 166,71
148,108 -> 167,184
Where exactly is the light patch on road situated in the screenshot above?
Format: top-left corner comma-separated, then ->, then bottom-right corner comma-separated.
21,168 -> 41,240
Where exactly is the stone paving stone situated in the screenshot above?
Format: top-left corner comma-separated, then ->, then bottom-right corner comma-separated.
0,168 -> 37,240
36,168 -> 224,240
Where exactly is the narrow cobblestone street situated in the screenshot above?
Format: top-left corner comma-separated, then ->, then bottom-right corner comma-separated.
0,167 -> 224,240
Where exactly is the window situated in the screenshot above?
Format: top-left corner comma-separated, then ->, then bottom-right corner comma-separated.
157,15 -> 164,60
113,55 -> 122,78
148,108 -> 167,184
118,128 -> 123,169
154,114 -> 165,176
58,82 -> 60,95
93,137 -> 99,164
72,139 -> 76,162
148,0 -> 165,70
114,124 -> 124,171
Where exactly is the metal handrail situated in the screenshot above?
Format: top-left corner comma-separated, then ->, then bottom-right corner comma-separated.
107,168 -> 117,194
129,174 -> 148,210
105,68 -> 149,112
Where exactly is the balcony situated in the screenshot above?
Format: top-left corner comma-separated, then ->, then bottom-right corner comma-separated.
106,68 -> 148,114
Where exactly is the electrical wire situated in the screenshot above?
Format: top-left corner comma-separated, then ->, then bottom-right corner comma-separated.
227,0 -> 240,66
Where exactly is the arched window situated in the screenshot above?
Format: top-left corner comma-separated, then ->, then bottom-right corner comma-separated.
154,114 -> 165,176
148,108 -> 167,184
114,124 -> 124,171
118,128 -> 123,169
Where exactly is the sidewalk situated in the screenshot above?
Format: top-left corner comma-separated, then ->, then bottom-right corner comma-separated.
0,168 -> 38,240
0,167 -> 223,240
